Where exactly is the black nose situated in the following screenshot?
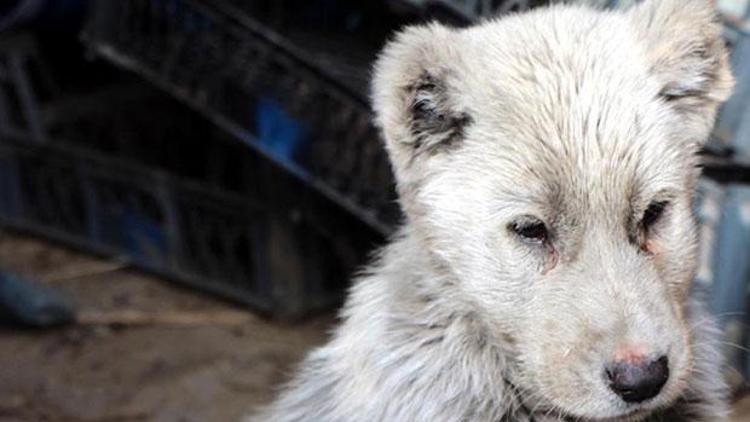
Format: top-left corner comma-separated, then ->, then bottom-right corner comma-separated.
606,356 -> 669,403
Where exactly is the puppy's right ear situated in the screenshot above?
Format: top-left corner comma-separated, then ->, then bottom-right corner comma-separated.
372,24 -> 472,179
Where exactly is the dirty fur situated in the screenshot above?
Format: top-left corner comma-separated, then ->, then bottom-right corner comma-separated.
251,1 -> 734,421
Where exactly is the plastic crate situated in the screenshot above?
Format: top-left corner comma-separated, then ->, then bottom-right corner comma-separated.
81,0 -> 400,234
0,31 -> 382,316
399,0 -> 542,21
693,180 -> 750,380
0,139 -> 372,316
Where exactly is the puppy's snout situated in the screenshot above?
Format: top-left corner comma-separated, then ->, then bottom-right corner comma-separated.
606,356 -> 669,403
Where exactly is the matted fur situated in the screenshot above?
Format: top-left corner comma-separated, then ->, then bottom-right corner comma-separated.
252,1 -> 734,421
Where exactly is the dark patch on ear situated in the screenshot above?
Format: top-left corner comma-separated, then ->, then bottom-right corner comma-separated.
653,40 -> 727,107
656,64 -> 718,104
408,73 -> 473,153
658,84 -> 705,103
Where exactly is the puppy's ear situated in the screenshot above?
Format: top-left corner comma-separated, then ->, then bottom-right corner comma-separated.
629,0 -> 734,143
372,24 -> 472,176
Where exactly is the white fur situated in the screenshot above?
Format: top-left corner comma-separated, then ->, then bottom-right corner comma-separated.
252,1 -> 735,420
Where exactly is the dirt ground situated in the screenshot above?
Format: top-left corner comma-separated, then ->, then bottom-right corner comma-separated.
0,230 -> 748,422
0,231 -> 334,421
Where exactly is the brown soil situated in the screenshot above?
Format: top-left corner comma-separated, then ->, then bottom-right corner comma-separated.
0,231 -> 333,421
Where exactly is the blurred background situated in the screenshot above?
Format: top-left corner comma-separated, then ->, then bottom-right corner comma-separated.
0,0 -> 750,420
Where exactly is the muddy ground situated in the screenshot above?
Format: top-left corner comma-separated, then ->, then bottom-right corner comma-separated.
0,231 -> 747,421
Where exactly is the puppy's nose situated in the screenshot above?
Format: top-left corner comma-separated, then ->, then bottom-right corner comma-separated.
606,356 -> 669,403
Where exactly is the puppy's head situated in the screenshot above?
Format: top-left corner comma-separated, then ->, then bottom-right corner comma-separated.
373,0 -> 732,419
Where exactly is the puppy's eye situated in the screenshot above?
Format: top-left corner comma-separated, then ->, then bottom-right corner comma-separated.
510,219 -> 549,243
642,201 -> 669,229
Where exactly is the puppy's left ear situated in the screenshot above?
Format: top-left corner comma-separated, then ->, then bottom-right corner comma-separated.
629,0 -> 734,143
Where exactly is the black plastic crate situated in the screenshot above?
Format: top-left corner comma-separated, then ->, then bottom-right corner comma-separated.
0,35 -> 380,316
82,0 -> 400,234
0,139 -> 370,316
